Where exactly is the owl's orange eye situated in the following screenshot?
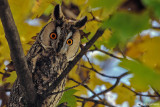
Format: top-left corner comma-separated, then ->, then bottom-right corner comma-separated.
50,33 -> 57,39
66,39 -> 73,45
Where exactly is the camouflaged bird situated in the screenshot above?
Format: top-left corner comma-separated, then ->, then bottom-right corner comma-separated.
8,4 -> 87,107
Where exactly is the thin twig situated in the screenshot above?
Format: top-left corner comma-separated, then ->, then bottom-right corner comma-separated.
95,48 -> 122,59
68,77 -> 102,100
83,55 -> 119,78
152,88 -> 160,97
75,95 -> 115,107
85,36 -> 121,60
90,72 -> 128,99
76,100 -> 83,102
117,47 -> 126,58
87,12 -> 102,22
81,100 -> 86,107
79,65 -> 118,78
86,54 -> 116,76
152,26 -> 160,30
50,77 -> 88,95
0,72 -> 4,75
123,84 -> 160,98
85,54 -> 94,68
0,89 -> 11,92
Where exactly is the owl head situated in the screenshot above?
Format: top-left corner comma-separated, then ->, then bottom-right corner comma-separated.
38,5 -> 87,61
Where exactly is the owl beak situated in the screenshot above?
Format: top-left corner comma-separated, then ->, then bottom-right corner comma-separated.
60,45 -> 69,54
58,32 -> 72,54
55,40 -> 68,54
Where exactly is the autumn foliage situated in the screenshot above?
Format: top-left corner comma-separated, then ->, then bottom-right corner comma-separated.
0,0 -> 160,107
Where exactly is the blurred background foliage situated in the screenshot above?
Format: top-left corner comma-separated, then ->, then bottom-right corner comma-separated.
0,0 -> 160,107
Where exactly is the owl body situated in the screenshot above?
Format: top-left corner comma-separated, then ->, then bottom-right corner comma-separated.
27,41 -> 68,106
8,5 -> 87,107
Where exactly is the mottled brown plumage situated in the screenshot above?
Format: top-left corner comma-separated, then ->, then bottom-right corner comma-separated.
8,5 -> 87,107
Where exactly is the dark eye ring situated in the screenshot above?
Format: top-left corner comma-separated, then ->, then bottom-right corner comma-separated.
50,33 -> 57,39
66,39 -> 73,45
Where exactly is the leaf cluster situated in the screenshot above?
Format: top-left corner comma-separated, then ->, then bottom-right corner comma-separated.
1,0 -> 160,106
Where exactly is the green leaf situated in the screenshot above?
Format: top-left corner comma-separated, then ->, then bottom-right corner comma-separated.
150,102 -> 160,107
43,4 -> 54,16
88,0 -> 124,16
103,12 -> 150,48
93,54 -> 109,61
89,0 -> 124,11
32,0 -> 62,18
142,0 -> 160,18
119,59 -> 160,91
58,88 -> 77,107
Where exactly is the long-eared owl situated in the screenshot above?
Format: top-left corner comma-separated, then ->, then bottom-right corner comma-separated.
8,4 -> 87,107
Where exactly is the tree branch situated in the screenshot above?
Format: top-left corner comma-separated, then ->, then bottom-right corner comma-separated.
84,34 -> 122,60
122,84 -> 160,98
68,77 -> 102,100
0,0 -> 36,104
89,72 -> 128,99
44,27 -> 106,97
95,48 -> 122,59
75,95 -> 115,107
49,77 -> 88,96
82,55 -> 120,78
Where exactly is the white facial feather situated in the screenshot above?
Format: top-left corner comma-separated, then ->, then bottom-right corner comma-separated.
38,5 -> 87,62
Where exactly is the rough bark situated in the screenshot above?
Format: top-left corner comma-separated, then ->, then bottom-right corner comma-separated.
0,0 -> 36,105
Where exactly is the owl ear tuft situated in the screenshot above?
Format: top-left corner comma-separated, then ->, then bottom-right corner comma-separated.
53,4 -> 64,20
75,16 -> 87,28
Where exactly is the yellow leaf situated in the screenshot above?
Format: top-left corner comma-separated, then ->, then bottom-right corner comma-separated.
112,84 -> 136,107
67,64 -> 88,96
0,64 -> 6,85
0,22 -> 4,35
85,102 -> 105,107
4,71 -> 17,84
95,29 -> 111,48
0,35 -> 10,63
0,0 -> 45,63
85,102 -> 95,107
129,77 -> 149,92
32,0 -> 61,18
9,0 -> 34,23
150,102 -> 160,107
85,21 -> 100,35
126,36 -> 160,72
